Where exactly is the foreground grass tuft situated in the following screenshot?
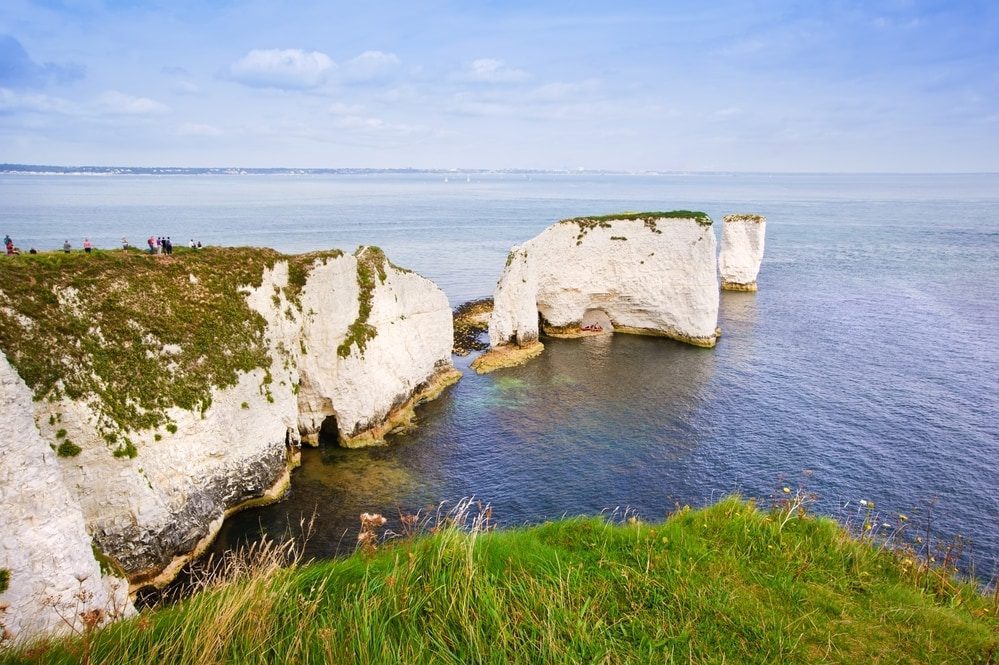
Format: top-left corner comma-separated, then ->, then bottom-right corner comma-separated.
3,498 -> 994,664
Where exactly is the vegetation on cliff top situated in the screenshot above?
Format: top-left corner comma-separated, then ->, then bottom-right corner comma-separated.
561,210 -> 713,226
561,211 -> 713,245
4,498 -> 994,664
0,247 -> 341,441
336,246 -> 388,359
723,213 -> 766,224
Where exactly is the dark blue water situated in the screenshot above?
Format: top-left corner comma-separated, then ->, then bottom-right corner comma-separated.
2,172 -> 997,575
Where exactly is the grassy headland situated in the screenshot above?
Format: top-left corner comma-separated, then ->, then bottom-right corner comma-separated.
0,247 -> 344,443
3,498 -> 994,664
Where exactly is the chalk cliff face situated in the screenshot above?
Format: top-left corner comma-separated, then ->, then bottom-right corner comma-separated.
293,248 -> 458,447
719,214 -> 766,291
0,353 -> 134,642
478,213 -> 719,372
0,247 -> 455,640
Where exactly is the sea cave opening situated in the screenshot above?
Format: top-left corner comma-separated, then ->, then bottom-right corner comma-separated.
318,414 -> 340,447
581,308 -> 613,332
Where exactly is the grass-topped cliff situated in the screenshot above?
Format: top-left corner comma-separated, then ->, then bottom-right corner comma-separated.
3,498 -> 993,664
560,211 -> 713,246
561,210 -> 713,227
0,247 -> 351,445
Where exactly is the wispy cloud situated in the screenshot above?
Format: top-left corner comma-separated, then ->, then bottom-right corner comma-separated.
462,58 -> 528,83
341,51 -> 401,83
95,91 -> 169,115
176,122 -> 222,137
0,88 -> 76,114
227,48 -> 335,90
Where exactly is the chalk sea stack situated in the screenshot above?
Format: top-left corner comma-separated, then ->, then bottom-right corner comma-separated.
474,212 -> 720,373
719,213 -> 767,291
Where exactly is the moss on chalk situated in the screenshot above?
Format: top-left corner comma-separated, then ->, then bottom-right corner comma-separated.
56,439 -> 81,457
337,246 -> 387,359
0,248 -> 343,447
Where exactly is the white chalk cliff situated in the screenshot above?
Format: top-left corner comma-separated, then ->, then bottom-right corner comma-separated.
477,213 -> 719,372
718,214 -> 767,291
0,247 -> 456,641
1,352 -> 134,642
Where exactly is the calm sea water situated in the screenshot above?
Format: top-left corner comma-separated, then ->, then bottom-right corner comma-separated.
2,173 -> 997,576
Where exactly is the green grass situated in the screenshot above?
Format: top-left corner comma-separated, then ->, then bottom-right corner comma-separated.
4,498 -> 994,664
561,210 -> 713,226
336,246 -> 387,359
55,440 -> 81,457
0,247 -> 342,440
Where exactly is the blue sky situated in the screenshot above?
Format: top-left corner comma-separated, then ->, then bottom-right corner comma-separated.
1,0 -> 996,171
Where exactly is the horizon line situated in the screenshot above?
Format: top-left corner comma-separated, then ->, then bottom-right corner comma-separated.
2,163 -> 997,177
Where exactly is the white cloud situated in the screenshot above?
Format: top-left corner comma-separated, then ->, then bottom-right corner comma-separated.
528,80 -> 600,102
177,122 -> 223,137
95,91 -> 169,115
228,48 -> 335,90
709,107 -> 743,120
463,58 -> 528,83
342,50 -> 401,83
172,80 -> 202,95
329,102 -> 366,115
0,87 -> 75,114
329,113 -> 423,136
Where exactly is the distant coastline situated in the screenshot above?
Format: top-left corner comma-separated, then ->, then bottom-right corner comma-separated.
0,164 -> 651,177
4,164 -> 994,177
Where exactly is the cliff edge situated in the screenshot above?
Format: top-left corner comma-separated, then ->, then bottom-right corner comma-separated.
0,246 -> 456,639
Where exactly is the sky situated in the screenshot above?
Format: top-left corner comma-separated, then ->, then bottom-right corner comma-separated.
1,0 -> 997,171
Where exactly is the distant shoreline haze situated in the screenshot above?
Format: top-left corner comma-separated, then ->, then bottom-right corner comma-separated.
2,164 -> 996,176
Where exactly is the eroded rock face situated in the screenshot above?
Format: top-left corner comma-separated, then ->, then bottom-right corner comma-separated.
0,353 -> 134,642
0,247 -> 456,640
719,214 -> 766,291
479,213 -> 719,372
293,248 -> 458,447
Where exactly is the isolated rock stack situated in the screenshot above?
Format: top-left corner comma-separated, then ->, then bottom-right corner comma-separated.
718,214 -> 767,291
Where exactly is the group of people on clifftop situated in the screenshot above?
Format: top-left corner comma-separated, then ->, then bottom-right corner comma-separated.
2,234 -> 204,256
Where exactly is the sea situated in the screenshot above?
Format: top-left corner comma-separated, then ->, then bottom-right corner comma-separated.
2,172 -> 997,579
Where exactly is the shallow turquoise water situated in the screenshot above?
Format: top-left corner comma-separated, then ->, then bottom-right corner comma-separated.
2,172 -> 997,575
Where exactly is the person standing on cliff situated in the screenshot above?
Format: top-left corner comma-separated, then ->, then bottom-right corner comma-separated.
147,236 -> 156,254
4,235 -> 13,256
83,238 -> 92,254
63,240 -> 71,253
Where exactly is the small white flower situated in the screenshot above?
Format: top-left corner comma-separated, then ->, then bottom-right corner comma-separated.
859,499 -> 868,506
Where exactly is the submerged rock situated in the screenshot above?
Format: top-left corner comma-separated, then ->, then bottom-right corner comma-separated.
476,212 -> 720,372
452,297 -> 493,356
719,214 -> 766,291
0,246 -> 457,638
